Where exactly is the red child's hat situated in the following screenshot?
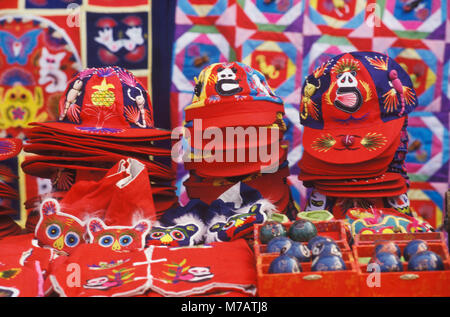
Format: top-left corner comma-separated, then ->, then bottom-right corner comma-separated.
184,61 -> 284,129
300,51 -> 417,166
34,67 -> 168,138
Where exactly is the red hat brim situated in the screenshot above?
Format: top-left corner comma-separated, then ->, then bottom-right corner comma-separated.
315,181 -> 407,198
184,125 -> 283,151
302,117 -> 405,165
298,133 -> 400,177
298,167 -> 389,181
184,147 -> 288,178
30,122 -> 172,140
25,132 -> 171,157
0,138 -> 22,161
314,175 -> 405,192
23,142 -> 171,162
184,100 -> 284,129
22,155 -> 174,180
312,172 -> 404,187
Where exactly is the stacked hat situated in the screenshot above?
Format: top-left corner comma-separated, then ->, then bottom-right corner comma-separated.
22,66 -> 177,224
181,62 -> 291,213
298,51 -> 417,199
0,138 -> 23,238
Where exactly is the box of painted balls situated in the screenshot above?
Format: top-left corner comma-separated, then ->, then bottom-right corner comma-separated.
254,219 -> 359,297
353,232 -> 450,297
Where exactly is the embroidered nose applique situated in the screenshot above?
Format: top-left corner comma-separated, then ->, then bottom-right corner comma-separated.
341,135 -> 355,148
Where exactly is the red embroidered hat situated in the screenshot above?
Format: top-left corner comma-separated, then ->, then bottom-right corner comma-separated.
33,66 -> 171,138
300,51 -> 417,165
184,61 -> 284,129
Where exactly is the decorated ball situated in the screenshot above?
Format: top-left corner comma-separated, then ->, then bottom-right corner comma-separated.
268,254 -> 302,274
266,236 -> 293,254
259,221 -> 287,244
311,240 -> 342,259
307,235 -> 335,251
288,220 -> 317,242
408,251 -> 444,271
403,240 -> 429,261
286,242 -> 312,263
311,255 -> 346,272
374,240 -> 401,258
369,252 -> 403,272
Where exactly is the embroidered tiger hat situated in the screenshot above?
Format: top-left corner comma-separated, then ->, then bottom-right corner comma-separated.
184,61 -> 285,129
31,66 -> 169,138
299,51 -> 417,165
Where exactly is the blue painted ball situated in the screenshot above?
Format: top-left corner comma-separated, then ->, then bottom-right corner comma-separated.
311,240 -> 342,259
369,252 -> 403,272
266,236 -> 293,254
307,235 -> 335,251
268,254 -> 302,274
288,220 -> 317,242
374,240 -> 401,258
403,240 -> 429,261
408,251 -> 444,271
311,255 -> 346,272
259,221 -> 287,244
285,242 -> 311,262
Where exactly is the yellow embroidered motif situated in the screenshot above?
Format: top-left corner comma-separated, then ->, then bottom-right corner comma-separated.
331,58 -> 360,74
360,133 -> 387,151
365,56 -> 389,71
359,80 -> 372,102
311,134 -> 336,152
91,78 -> 115,107
300,80 -> 320,120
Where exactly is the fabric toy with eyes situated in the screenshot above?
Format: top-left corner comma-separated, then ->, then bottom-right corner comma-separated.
206,201 -> 273,243
87,218 -> 150,251
145,199 -> 209,247
146,223 -> 202,247
34,198 -> 86,255
204,182 -> 277,243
